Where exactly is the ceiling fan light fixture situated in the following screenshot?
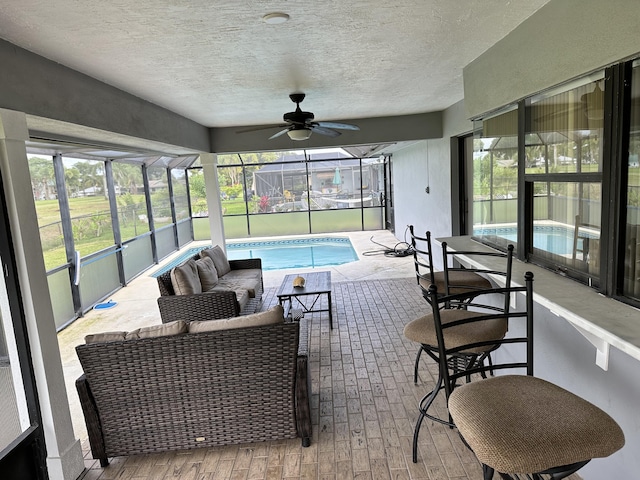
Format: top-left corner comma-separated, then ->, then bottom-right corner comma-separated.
263,12 -> 290,24
287,128 -> 312,141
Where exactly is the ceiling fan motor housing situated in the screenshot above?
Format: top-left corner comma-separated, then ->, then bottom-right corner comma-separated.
284,92 -> 314,124
284,109 -> 314,124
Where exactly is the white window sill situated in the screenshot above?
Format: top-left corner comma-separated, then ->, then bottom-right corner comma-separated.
437,236 -> 640,370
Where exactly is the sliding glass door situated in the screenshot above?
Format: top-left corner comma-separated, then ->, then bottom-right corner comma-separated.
0,170 -> 47,479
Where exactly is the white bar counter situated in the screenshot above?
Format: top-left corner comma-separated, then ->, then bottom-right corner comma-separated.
437,236 -> 640,370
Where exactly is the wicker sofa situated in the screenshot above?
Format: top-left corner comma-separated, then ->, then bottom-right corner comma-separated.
157,245 -> 263,323
75,310 -> 311,467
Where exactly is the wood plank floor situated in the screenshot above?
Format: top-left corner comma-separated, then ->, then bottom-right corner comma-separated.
77,278 -> 581,480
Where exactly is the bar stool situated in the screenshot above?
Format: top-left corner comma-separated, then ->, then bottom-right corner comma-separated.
405,268 -> 514,463
450,376 -> 625,479
407,227 -> 511,383
432,272 -> 625,478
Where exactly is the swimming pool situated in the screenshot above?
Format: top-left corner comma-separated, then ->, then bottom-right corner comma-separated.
473,224 -> 599,256
226,237 -> 358,270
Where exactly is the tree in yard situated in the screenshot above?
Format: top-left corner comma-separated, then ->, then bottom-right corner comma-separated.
28,156 -> 56,200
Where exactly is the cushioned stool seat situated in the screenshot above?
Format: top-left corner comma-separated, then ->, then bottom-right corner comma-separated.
449,374 -> 625,476
404,307 -> 509,447
417,270 -> 491,297
404,309 -> 507,354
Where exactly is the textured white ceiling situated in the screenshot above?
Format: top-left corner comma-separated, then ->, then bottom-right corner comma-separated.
0,1 -> 550,128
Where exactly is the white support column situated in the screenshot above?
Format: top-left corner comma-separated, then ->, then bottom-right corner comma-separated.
0,109 -> 84,480
200,153 -> 226,251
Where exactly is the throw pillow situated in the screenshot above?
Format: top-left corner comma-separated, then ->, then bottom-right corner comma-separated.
196,256 -> 219,291
125,320 -> 187,340
188,304 -> 285,333
200,245 -> 231,276
170,258 -> 202,295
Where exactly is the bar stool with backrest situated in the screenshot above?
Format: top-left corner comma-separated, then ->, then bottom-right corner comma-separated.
431,272 -> 625,479
405,247 -> 515,463
407,227 -> 512,383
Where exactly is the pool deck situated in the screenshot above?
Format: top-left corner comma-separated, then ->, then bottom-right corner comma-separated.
58,230 -> 586,480
58,230 -> 415,446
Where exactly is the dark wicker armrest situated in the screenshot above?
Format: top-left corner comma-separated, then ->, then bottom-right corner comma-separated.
297,317 -> 310,358
295,317 -> 312,446
76,374 -> 109,467
157,290 -> 240,323
229,258 -> 262,270
157,270 -> 175,296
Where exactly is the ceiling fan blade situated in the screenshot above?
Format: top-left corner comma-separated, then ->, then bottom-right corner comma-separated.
310,125 -> 341,138
236,123 -> 288,134
314,121 -> 360,131
268,128 -> 291,140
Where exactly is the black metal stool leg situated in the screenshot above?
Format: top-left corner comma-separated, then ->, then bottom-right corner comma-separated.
412,402 -> 428,463
412,361 -> 445,463
413,346 -> 423,384
482,464 -> 494,480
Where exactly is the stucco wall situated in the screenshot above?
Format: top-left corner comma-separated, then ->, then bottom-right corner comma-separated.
391,100 -> 472,269
0,39 -> 210,153
464,0 -> 640,118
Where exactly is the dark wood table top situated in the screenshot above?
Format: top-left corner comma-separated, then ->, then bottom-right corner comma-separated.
276,271 -> 331,297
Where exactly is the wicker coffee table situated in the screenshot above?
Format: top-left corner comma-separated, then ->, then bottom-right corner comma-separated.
277,271 -> 334,329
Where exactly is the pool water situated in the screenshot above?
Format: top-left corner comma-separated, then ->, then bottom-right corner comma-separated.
474,225 -> 598,256
502,232 -> 582,255
226,237 -> 358,270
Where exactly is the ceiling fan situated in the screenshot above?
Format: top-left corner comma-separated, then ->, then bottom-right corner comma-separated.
238,93 -> 360,141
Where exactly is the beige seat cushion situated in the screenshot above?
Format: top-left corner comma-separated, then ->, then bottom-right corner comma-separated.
418,270 -> 492,296
170,259 -> 202,295
85,320 -> 187,343
403,309 -> 507,353
223,268 -> 262,297
214,276 -> 259,299
200,245 -> 231,276
449,375 -> 625,474
196,256 -> 219,291
188,305 -> 284,333
205,286 -> 250,310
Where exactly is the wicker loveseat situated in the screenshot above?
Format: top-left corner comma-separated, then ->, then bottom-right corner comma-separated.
157,245 -> 263,323
75,309 -> 311,467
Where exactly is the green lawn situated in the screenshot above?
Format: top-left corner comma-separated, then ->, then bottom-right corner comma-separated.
35,195 -> 150,270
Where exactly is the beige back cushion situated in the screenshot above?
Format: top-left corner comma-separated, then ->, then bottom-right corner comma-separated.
200,245 -> 231,276
125,320 -> 188,340
196,256 -> 219,290
170,258 -> 202,295
188,305 -> 284,333
84,331 -> 128,344
85,320 -> 187,343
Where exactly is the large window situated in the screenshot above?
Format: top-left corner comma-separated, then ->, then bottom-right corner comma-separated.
525,76 -> 604,283
472,107 -> 519,247
623,61 -> 640,301
471,74 -> 606,288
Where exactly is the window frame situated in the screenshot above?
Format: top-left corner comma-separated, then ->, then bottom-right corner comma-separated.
467,61 -> 640,309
